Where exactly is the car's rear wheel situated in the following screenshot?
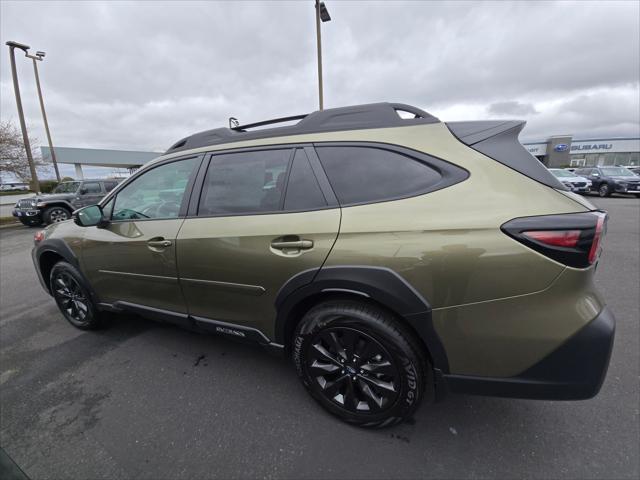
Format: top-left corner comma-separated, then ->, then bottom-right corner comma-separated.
43,206 -> 71,225
598,184 -> 611,197
50,261 -> 103,330
293,299 -> 430,428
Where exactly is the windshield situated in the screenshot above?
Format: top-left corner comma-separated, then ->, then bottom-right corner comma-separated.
550,169 -> 577,178
600,167 -> 636,177
52,182 -> 81,194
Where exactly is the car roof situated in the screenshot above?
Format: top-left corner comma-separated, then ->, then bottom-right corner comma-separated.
164,102 -> 440,155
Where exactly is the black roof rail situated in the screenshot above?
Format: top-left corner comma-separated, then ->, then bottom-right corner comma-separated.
165,102 -> 440,154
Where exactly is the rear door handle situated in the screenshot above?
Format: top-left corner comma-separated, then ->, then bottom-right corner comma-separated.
270,240 -> 314,250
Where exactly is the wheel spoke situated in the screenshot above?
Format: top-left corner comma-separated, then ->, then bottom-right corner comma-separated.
311,342 -> 341,366
360,374 -> 396,393
344,378 -> 359,410
340,329 -> 358,358
310,359 -> 340,373
326,331 -> 346,360
359,379 -> 384,409
322,375 -> 348,398
361,359 -> 396,376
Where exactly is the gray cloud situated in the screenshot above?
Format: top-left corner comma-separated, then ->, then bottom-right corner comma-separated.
488,101 -> 539,116
1,0 -> 638,163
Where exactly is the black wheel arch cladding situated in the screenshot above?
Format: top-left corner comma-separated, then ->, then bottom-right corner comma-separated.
275,265 -> 450,374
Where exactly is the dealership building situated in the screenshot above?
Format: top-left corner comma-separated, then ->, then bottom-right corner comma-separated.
523,136 -> 640,169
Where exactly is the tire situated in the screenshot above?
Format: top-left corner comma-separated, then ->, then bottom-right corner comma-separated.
293,299 -> 430,428
49,261 -> 103,330
43,206 -> 71,225
19,217 -> 42,227
598,184 -> 611,197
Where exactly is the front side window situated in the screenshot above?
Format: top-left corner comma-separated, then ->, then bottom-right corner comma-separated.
315,146 -> 442,205
53,182 -> 80,194
198,149 -> 291,216
112,157 -> 198,220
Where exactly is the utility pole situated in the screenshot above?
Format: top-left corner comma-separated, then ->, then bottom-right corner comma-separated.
6,41 -> 40,193
27,50 -> 61,181
315,1 -> 331,110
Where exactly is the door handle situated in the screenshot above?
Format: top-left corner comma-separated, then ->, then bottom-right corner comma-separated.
147,238 -> 172,249
270,239 -> 314,250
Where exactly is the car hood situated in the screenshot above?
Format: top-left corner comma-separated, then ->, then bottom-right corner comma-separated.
34,193 -> 75,202
609,176 -> 640,182
564,176 -> 590,183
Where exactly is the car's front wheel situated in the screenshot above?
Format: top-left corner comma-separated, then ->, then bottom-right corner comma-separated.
50,261 -> 103,330
43,206 -> 71,224
598,184 -> 611,197
293,299 -> 430,428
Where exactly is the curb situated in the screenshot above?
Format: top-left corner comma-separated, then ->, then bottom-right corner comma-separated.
0,222 -> 24,230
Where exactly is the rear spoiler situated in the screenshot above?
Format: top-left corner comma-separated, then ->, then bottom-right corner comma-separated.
446,120 -> 567,190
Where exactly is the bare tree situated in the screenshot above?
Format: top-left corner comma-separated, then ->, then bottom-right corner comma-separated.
0,120 -> 50,182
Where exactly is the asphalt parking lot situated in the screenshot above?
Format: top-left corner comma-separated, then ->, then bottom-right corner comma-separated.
1,196 -> 638,480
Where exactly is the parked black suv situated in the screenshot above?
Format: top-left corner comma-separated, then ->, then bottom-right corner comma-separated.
13,179 -> 120,226
575,167 -> 640,197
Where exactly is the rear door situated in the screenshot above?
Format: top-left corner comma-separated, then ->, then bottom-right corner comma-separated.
81,156 -> 202,317
177,146 -> 340,338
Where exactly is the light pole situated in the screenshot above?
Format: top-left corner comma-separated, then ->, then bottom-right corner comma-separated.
6,40 -> 40,193
26,50 -> 61,181
315,1 -> 331,110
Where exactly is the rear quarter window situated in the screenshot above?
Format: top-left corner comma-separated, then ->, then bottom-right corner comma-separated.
315,145 -> 462,205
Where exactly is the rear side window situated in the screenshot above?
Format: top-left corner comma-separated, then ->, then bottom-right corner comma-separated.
199,149 -> 291,216
82,182 -> 102,194
104,181 -> 118,192
315,146 -> 442,205
284,149 -> 327,210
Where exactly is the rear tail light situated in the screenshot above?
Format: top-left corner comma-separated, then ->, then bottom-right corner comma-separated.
501,211 -> 607,268
34,230 -> 45,244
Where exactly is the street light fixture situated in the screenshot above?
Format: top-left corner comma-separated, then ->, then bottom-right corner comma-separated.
6,40 -> 41,192
25,49 -> 61,181
315,0 -> 331,110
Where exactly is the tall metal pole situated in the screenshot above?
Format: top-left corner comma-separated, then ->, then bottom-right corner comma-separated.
315,0 -> 324,111
29,54 -> 61,181
6,42 -> 40,193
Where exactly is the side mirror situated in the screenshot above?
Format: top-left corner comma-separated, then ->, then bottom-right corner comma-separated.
74,205 -> 108,228
79,188 -> 88,195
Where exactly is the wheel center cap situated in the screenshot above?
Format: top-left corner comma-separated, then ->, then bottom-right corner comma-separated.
346,366 -> 356,375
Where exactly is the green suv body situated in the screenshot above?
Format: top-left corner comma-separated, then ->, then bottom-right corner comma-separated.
32,103 -> 615,427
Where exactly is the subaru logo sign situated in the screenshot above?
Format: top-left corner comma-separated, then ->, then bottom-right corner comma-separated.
554,144 -> 569,152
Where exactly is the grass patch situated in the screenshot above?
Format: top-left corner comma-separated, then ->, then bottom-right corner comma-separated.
0,190 -> 33,196
0,216 -> 20,226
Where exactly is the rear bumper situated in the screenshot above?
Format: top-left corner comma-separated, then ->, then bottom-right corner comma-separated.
443,306 -> 615,400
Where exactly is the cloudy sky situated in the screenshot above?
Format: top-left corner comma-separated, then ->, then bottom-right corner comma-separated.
1,0 -> 639,178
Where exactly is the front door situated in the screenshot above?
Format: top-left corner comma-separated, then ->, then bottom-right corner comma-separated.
75,181 -> 104,209
81,156 -> 201,315
177,148 -> 340,338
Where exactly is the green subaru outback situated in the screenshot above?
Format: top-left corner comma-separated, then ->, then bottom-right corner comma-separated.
32,103 -> 615,427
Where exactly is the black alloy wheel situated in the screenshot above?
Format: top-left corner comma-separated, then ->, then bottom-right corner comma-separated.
294,299 -> 429,428
307,327 -> 401,413
50,261 -> 102,330
599,184 -> 610,197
